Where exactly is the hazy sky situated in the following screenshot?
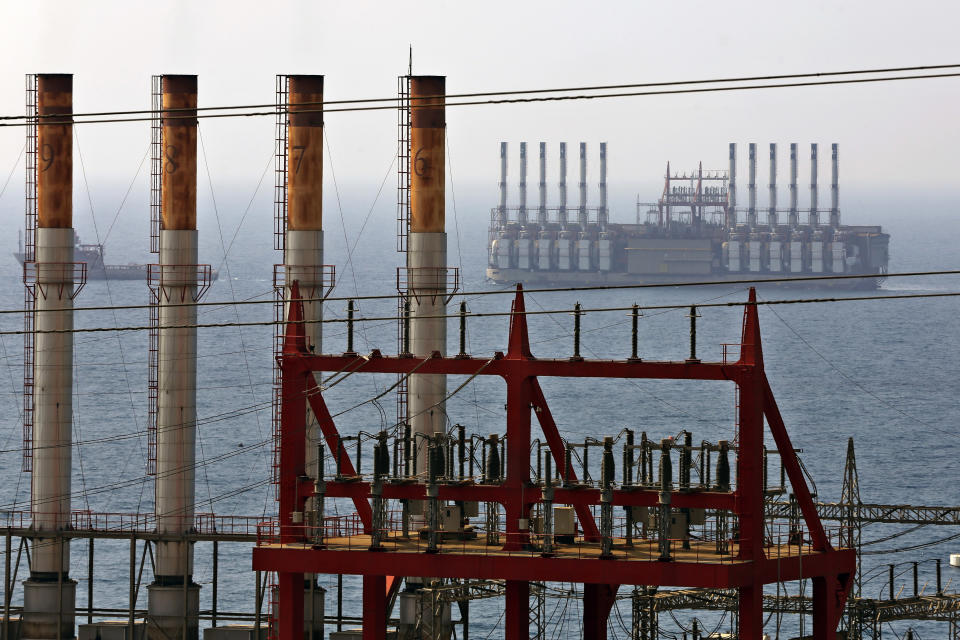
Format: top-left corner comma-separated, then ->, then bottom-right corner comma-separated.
2,0 -> 959,215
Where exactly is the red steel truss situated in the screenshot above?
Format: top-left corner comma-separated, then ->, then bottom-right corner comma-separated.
254,283 -> 855,640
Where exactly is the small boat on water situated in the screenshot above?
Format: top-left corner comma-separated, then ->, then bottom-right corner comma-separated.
14,231 -> 218,282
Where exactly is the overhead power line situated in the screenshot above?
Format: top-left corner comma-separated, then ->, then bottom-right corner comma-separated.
2,63 -> 958,122
2,65 -> 960,127
2,270 -> 959,316
1,289 -> 959,337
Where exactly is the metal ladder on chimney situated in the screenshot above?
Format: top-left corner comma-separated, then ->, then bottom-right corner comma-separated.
396,74 -> 412,436
22,74 -> 38,472
271,75 -> 291,497
146,75 -> 163,475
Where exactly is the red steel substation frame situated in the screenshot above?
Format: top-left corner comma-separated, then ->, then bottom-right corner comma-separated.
253,284 -> 855,640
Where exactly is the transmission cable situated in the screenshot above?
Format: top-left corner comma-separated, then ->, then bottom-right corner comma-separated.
4,68 -> 960,127
7,289 -> 960,337
5,63 -> 958,123
1,269 -> 959,317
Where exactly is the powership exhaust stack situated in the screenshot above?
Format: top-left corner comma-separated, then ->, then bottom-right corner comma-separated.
727,143 -> 737,227
768,143 -> 777,227
518,141 -> 528,225
537,142 -> 547,225
24,73 -> 81,640
577,142 -> 588,228
809,143 -> 819,227
789,143 -> 798,227
830,143 -> 840,228
407,75 -> 448,473
497,142 -> 508,226
148,75 -> 203,640
558,142 -> 568,227
598,142 -> 608,230
747,142 -> 757,227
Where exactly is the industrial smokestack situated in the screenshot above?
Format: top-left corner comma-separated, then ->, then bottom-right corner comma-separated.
24,73 -> 78,640
810,143 -> 819,227
149,74 -> 201,640
830,143 -> 840,227
537,142 -> 547,225
747,143 -> 757,227
407,75 -> 447,475
518,141 -> 528,225
598,142 -> 608,229
498,142 -> 508,226
282,76 -> 325,563
768,143 -> 777,227
727,143 -> 737,228
558,142 -> 568,227
578,142 -> 588,227
789,143 -> 798,227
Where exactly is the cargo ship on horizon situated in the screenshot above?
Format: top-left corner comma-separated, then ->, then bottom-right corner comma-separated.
486,142 -> 889,289
14,231 -> 219,282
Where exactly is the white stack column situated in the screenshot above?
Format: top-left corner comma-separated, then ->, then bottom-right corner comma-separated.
149,74 -> 201,640
25,72 -> 77,640
408,76 -> 448,476
155,228 -> 199,575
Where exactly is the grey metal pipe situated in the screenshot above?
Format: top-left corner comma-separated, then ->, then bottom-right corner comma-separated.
498,142 -> 508,226
810,143 -> 819,227
728,142 -> 737,208
747,143 -> 757,227
538,142 -> 547,225
578,142 -> 588,227
558,142 -> 568,227
518,142 -> 527,225
599,142 -> 608,229
789,143 -> 798,227
831,143 -> 840,227
768,143 -> 777,227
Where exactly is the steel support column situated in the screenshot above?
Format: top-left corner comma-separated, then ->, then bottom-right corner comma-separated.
504,580 -> 529,640
362,576 -> 386,640
584,583 -> 617,639
277,572 -> 304,640
813,574 -> 840,639
277,287 -> 307,640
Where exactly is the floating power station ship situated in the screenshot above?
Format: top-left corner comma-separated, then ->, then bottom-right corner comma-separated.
486,142 -> 890,288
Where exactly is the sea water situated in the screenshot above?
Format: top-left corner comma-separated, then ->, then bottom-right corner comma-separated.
1,184 -> 958,638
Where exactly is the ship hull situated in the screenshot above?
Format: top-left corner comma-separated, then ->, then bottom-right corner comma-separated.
486,267 -> 883,290
14,254 -> 217,282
